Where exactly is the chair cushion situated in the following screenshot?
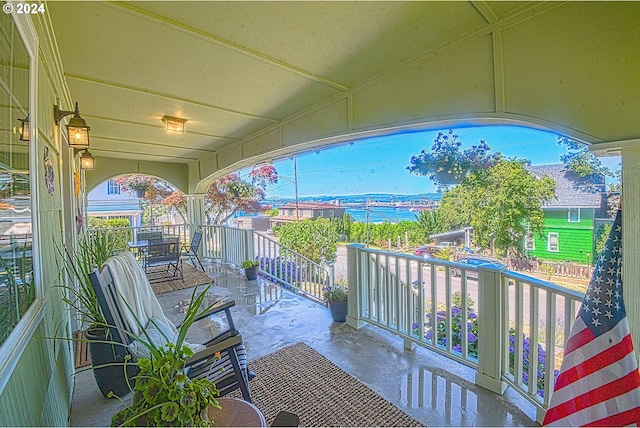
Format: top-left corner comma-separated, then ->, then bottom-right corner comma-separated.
128,317 -> 205,360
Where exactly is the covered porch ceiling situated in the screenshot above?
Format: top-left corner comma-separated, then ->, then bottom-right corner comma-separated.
46,1 -> 640,192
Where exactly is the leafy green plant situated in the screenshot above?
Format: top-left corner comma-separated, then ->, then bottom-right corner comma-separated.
278,218 -> 338,264
110,285 -> 221,427
241,259 -> 259,269
58,231 -> 122,327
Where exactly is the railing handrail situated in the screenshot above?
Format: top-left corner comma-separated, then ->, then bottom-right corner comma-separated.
255,232 -> 332,302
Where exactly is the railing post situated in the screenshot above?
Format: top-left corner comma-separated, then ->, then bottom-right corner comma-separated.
221,226 -> 229,263
474,268 -> 508,394
346,244 -> 367,329
244,228 -> 255,262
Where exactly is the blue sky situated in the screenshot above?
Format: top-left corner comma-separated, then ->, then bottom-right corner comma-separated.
239,125 -> 621,198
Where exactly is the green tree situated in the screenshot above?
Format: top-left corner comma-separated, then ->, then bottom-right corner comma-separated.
415,209 -> 442,240
437,159 -> 555,256
407,130 -> 502,189
557,137 -> 612,180
278,218 -> 338,264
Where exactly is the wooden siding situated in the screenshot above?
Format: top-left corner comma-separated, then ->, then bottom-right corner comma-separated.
527,208 -> 596,264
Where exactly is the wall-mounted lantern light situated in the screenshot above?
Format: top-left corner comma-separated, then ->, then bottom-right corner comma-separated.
54,102 -> 90,150
79,150 -> 95,170
18,115 -> 29,142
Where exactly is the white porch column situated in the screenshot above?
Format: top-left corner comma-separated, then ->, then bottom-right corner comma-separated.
621,148 -> 640,362
346,244 -> 367,329
185,193 -> 207,260
185,193 -> 207,228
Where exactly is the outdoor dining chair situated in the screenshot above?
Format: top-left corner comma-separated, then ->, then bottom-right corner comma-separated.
88,251 -> 253,401
182,230 -> 205,271
144,238 -> 183,283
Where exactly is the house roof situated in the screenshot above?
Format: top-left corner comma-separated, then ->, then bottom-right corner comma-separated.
527,164 -> 604,208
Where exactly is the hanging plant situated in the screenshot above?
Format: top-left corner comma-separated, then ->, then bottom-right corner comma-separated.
407,130 -> 501,188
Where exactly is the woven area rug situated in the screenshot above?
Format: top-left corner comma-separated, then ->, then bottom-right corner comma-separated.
230,342 -> 425,427
148,263 -> 213,294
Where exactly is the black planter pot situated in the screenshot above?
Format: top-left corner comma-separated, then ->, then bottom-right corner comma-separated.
84,328 -> 138,398
328,300 -> 348,322
244,266 -> 258,280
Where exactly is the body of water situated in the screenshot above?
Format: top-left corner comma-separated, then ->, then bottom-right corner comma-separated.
345,206 -> 425,223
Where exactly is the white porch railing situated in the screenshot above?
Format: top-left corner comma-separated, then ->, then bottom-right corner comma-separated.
88,224 -> 191,249
346,244 -> 583,424
255,233 -> 332,303
200,226 -> 332,301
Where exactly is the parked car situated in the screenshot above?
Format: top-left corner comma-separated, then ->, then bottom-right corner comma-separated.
450,257 -> 506,278
413,245 -> 439,258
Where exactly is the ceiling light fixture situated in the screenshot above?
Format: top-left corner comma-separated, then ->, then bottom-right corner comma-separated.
54,102 -> 91,150
162,115 -> 186,134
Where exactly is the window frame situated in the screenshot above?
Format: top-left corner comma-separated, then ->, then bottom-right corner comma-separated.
568,207 -> 580,222
524,233 -> 535,251
0,11 -> 45,395
548,232 -> 559,252
107,179 -> 121,195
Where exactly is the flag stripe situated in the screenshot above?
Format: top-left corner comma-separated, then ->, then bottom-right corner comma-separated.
547,387 -> 640,427
545,346 -> 639,407
554,333 -> 634,390
585,404 -> 640,427
544,367 -> 640,423
564,321 -> 594,355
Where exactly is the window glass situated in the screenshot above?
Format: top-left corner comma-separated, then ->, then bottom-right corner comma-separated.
0,13 -> 32,346
107,179 -> 121,195
568,208 -> 580,222
548,233 -> 559,252
525,233 -> 535,251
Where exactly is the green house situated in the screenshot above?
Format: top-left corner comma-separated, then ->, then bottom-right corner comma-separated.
524,165 -> 606,265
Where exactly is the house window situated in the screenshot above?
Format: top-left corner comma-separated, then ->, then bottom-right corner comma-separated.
568,208 -> 580,222
328,210 -> 334,218
548,233 -> 559,252
317,210 -> 323,218
0,12 -> 35,348
524,233 -> 535,251
107,179 -> 121,195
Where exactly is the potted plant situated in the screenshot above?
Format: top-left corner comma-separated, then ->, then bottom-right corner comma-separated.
241,259 -> 259,280
407,129 -> 501,188
58,230 -> 134,397
323,280 -> 348,322
110,286 -> 221,427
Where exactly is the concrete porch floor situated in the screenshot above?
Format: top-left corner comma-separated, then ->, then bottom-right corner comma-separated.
69,260 -> 538,427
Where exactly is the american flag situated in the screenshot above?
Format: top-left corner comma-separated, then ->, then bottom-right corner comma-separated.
544,210 -> 640,426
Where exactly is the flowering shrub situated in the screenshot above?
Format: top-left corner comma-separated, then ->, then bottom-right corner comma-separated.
508,330 -> 560,398
413,293 -> 559,398
407,130 -> 501,188
258,257 -> 305,284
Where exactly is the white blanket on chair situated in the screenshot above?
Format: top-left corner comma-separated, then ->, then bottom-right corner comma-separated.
104,251 -> 177,337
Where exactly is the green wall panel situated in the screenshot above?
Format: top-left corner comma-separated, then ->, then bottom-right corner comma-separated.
527,209 -> 596,264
